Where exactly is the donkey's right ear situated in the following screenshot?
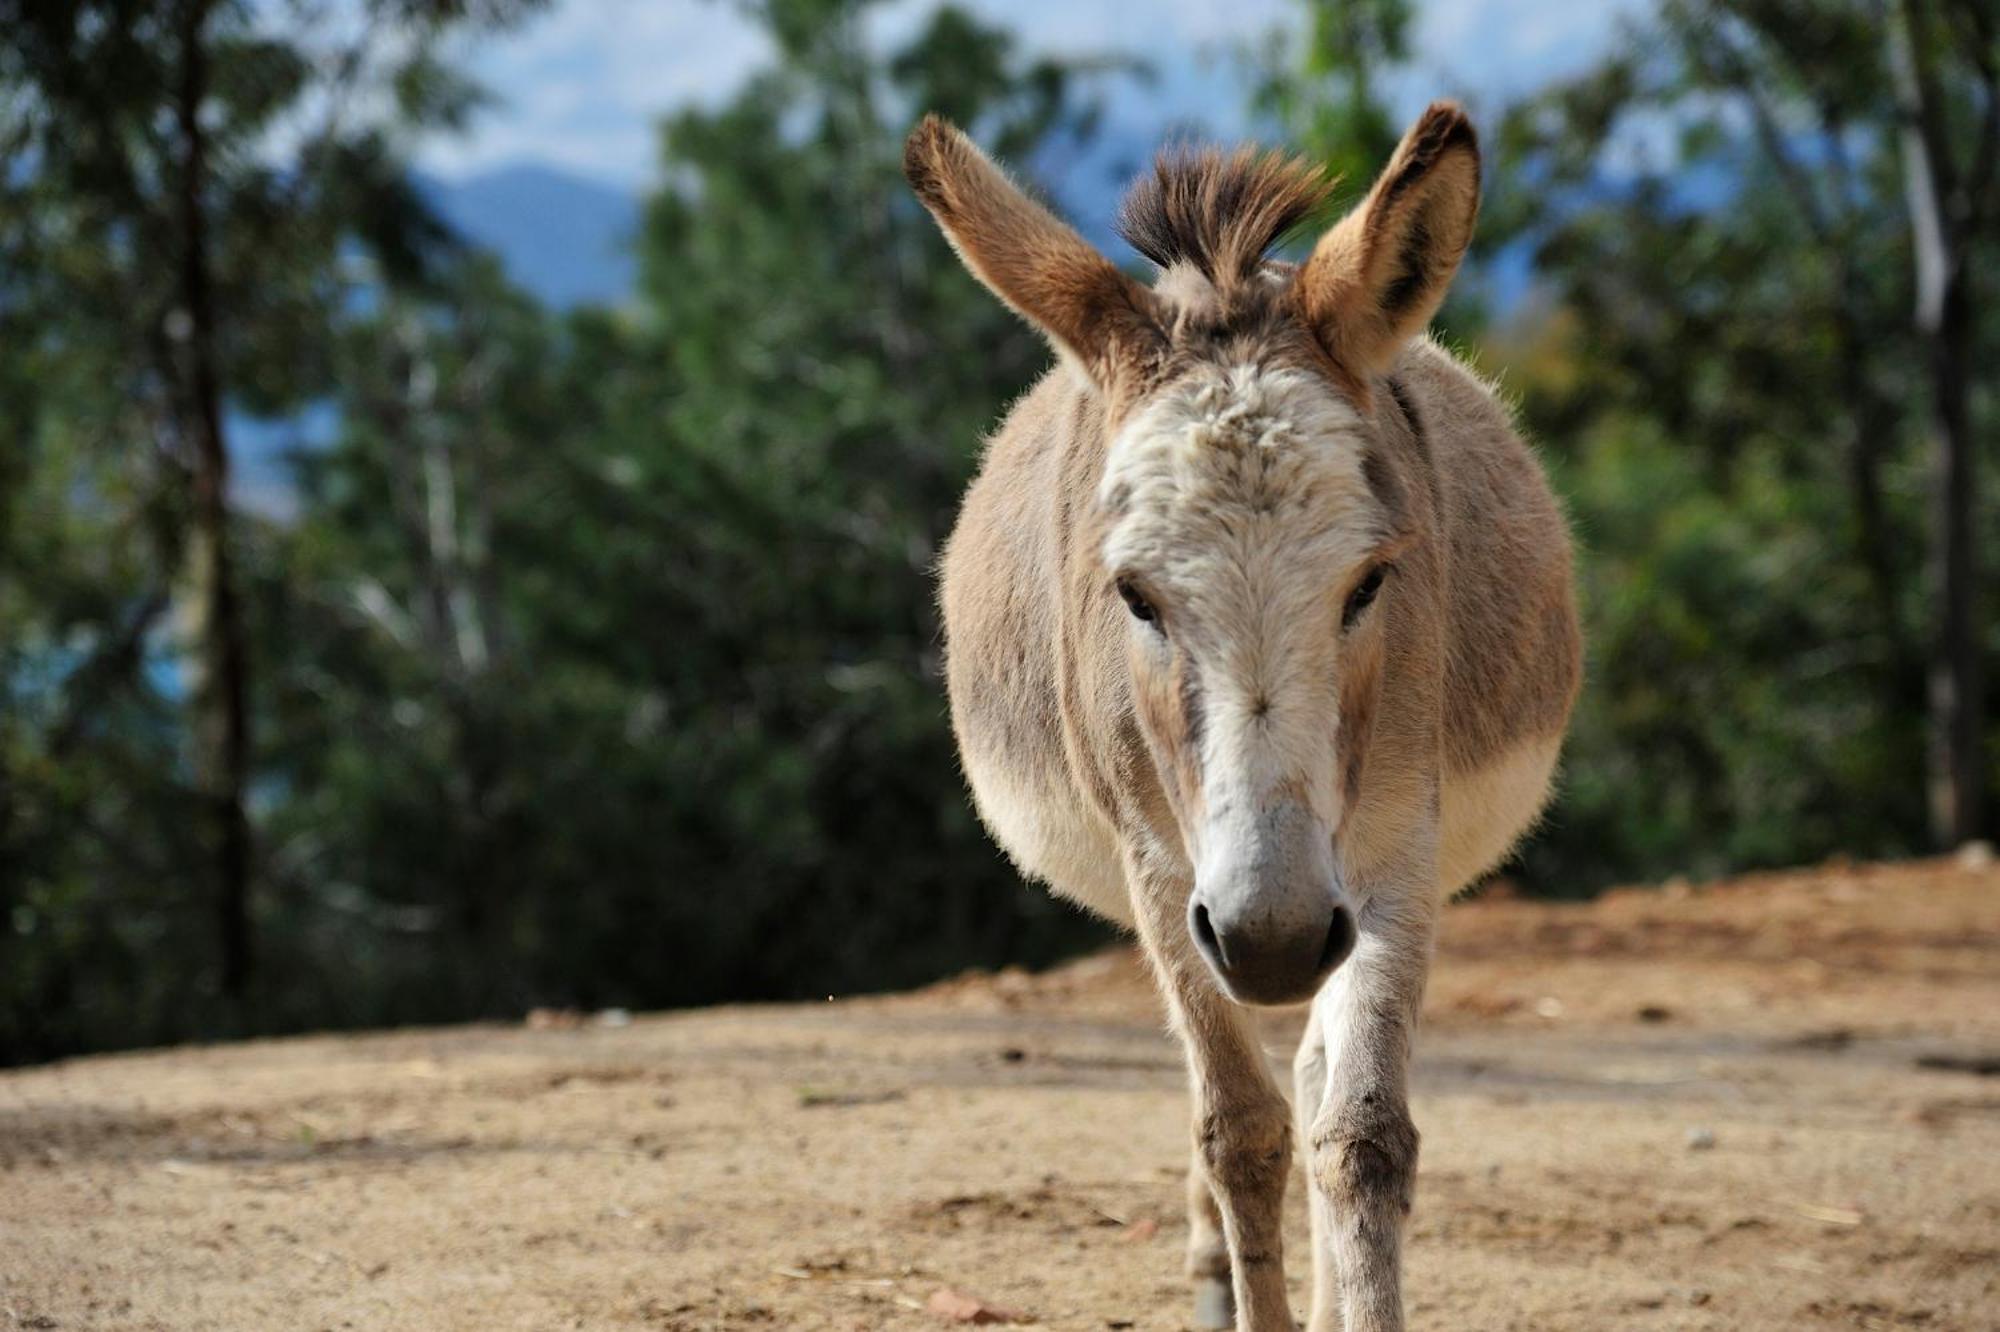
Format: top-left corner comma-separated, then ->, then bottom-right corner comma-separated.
905,115 -> 1165,390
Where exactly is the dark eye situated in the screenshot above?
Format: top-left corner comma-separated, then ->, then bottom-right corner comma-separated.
1343,565 -> 1389,628
1116,578 -> 1158,626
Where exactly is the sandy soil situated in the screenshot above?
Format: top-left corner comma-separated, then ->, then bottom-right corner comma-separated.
3,856 -> 1998,1331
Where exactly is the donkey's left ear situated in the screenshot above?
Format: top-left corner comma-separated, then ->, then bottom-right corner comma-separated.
905,114 -> 1165,390
1293,102 -> 1480,383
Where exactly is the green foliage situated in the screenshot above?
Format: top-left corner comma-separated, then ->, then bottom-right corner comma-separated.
1486,0 -> 1999,890
1246,0 -> 1411,193
0,0 -> 544,1059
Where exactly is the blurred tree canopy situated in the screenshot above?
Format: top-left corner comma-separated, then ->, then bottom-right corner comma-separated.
1475,0 -> 1998,887
1,0 -> 1120,1061
2,0 -> 1995,1062
252,0 -> 1121,1031
0,0 -> 543,1055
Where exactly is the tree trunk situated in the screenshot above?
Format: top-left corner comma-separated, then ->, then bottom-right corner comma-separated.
177,0 -> 254,995
1891,0 -> 1986,847
1830,288 -> 1918,722
1924,275 -> 1984,845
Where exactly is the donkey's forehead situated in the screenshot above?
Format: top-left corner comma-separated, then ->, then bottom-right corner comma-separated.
1096,360 -> 1392,592
1102,362 -> 1370,514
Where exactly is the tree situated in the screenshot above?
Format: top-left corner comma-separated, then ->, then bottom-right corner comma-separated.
1245,0 -> 1412,190
1485,0 -> 1997,884
0,0 -> 535,1050
245,0 -> 1131,1026
1885,0 -> 1997,845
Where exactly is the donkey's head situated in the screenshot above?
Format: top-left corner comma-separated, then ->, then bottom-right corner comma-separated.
908,105 -> 1479,1005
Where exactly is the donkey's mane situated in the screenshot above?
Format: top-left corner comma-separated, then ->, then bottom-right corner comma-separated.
1115,146 -> 1333,289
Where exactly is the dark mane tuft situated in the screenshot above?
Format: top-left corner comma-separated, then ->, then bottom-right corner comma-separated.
1115,145 -> 1335,287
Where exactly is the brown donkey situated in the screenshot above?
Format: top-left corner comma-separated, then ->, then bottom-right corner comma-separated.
905,102 -> 1580,1332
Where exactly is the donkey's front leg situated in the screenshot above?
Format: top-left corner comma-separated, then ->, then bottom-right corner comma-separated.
1129,852 -> 1297,1332
1301,901 -> 1437,1332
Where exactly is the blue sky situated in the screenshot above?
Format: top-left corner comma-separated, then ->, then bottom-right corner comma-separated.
419,0 -> 1656,189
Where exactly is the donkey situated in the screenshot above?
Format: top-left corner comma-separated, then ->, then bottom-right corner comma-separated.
905,101 -> 1580,1332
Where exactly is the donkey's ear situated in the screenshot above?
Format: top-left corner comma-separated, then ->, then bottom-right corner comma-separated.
1294,102 -> 1480,385
905,114 -> 1164,389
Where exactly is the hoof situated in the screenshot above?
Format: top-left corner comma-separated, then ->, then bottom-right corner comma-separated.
1192,1275 -> 1235,1329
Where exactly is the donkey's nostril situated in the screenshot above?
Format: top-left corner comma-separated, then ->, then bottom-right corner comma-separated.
1317,904 -> 1357,975
1190,900 -> 1224,967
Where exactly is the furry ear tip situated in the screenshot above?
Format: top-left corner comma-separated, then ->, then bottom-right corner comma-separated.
908,111 -> 955,143
1414,101 -> 1479,159
902,114 -> 961,198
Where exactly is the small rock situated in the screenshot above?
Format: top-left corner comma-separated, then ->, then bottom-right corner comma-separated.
1533,996 -> 1565,1019
1686,1127 -> 1717,1151
1955,840 -> 1994,871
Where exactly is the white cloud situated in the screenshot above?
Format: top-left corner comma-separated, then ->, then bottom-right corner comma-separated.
420,0 -> 773,185
416,0 -> 1655,187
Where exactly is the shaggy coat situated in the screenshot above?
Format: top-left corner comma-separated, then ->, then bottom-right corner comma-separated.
908,102 -> 1580,1332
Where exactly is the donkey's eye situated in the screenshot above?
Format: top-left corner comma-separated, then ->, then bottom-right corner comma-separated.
1343,565 -> 1389,628
1116,578 -> 1159,627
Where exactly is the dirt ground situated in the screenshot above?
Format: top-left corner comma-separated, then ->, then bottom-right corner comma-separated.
4,857 -> 1998,1331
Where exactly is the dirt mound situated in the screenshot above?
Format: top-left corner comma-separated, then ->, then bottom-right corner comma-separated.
3,857 -> 1996,1329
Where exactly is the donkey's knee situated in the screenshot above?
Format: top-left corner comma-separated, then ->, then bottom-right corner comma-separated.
1195,1094 -> 1293,1265
1308,1091 -> 1419,1228
1198,1096 -> 1294,1198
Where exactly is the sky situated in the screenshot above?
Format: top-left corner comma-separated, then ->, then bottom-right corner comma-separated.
418,0 -> 1656,190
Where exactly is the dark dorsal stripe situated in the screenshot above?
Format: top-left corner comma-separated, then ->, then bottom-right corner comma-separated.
1384,374 -> 1424,447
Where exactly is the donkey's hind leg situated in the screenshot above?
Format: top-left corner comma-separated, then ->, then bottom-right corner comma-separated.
1187,1146 -> 1234,1328
1292,1004 -> 1339,1332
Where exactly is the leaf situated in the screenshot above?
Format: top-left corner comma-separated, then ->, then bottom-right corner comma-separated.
926,1286 -> 1031,1324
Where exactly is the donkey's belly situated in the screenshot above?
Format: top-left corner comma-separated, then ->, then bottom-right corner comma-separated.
1437,732 -> 1564,894
959,739 -> 1135,925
